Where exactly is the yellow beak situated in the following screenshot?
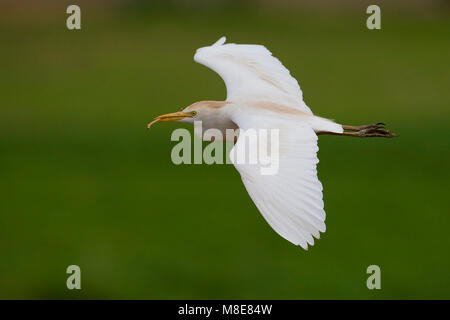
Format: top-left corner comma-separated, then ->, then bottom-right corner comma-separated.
147,111 -> 194,129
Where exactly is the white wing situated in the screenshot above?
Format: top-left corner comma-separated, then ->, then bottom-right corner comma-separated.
229,112 -> 325,249
194,37 -> 313,114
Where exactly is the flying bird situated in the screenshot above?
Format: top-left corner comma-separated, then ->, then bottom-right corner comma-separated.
148,37 -> 395,249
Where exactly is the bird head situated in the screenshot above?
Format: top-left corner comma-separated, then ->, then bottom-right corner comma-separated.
147,101 -> 227,129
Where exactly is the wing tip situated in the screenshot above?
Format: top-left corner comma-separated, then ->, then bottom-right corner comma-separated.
194,36 -> 227,62
212,36 -> 226,47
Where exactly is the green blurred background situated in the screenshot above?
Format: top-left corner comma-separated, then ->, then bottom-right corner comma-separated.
1,0 -> 449,299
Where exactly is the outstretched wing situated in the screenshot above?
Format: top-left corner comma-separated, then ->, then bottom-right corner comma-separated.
194,36 -> 313,114
229,112 -> 325,249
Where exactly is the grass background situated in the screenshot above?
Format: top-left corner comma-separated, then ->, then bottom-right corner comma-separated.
1,0 -> 449,299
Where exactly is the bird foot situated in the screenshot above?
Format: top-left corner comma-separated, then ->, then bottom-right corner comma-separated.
357,123 -> 396,138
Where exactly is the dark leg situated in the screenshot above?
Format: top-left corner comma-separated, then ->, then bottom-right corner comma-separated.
318,123 -> 396,138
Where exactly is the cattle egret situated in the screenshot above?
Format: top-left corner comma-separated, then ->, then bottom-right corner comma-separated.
148,37 -> 395,249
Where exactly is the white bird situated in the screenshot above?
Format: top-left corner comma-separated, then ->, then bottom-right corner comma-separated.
148,37 -> 395,250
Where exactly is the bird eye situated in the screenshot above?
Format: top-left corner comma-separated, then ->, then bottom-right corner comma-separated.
191,111 -> 197,116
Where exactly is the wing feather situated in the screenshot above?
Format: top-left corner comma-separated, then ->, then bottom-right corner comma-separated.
194,37 -> 313,114
229,114 -> 326,249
